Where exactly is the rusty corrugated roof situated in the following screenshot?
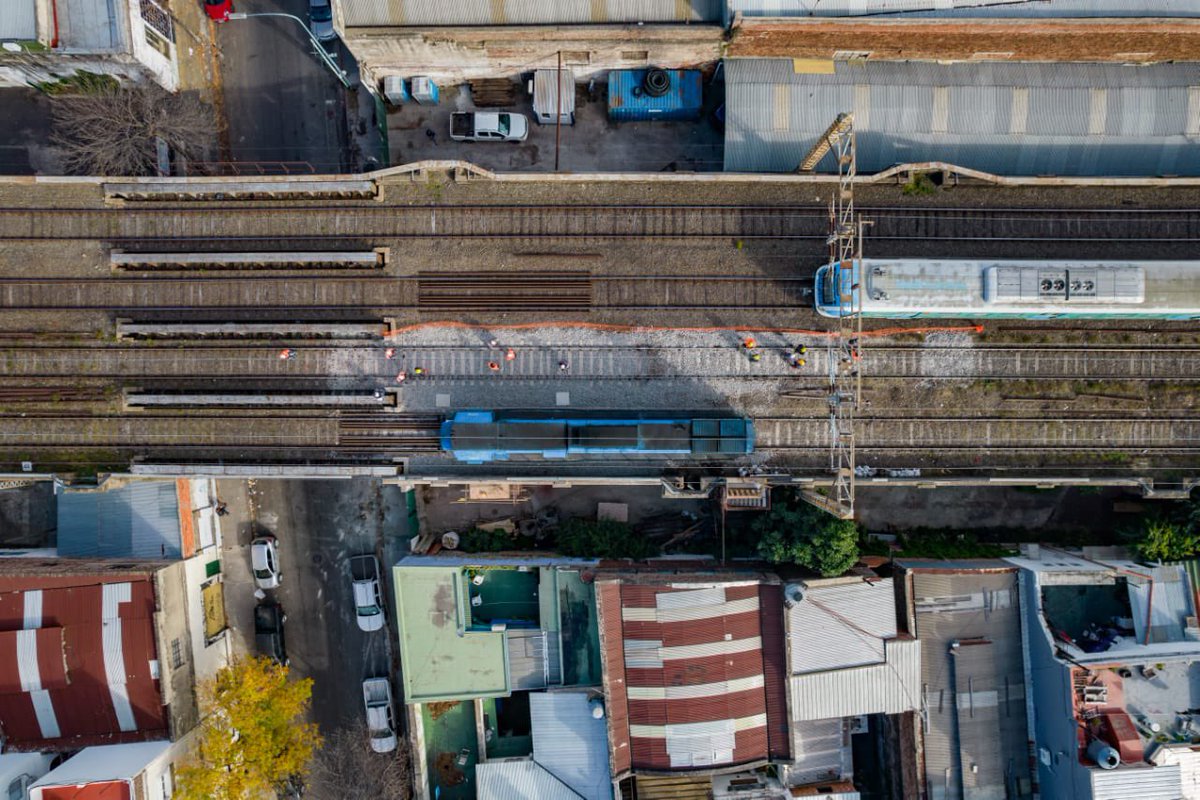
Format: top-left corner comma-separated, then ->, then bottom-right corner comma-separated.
0,575 -> 167,750
597,576 -> 788,773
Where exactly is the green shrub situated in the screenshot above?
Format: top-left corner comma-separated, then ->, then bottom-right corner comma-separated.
753,495 -> 859,577
901,173 -> 937,196
459,527 -> 516,552
1125,515 -> 1200,563
554,518 -> 658,561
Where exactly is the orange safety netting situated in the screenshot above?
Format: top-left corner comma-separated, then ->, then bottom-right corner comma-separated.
383,321 -> 984,338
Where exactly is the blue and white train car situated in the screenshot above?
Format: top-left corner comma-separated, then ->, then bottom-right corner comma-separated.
441,411 -> 755,464
815,259 -> 1200,319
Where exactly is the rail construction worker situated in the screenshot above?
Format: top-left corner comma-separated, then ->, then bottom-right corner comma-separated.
505,348 -> 517,362
278,348 -> 296,360
795,345 -> 808,356
749,350 -> 762,363
385,347 -> 396,359
787,352 -> 806,368
559,361 -> 569,372
413,367 -> 425,376
396,371 -> 407,383
487,339 -> 499,349
488,361 -> 501,372
741,337 -> 757,350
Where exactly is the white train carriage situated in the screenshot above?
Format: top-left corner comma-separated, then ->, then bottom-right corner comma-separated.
815,259 -> 1200,319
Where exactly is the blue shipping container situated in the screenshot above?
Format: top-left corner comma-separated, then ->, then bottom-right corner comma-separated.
607,69 -> 703,122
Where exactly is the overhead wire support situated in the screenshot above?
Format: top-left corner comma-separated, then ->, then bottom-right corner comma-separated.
802,113 -> 863,520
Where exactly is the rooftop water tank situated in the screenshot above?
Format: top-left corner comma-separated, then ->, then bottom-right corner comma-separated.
1088,740 -> 1121,770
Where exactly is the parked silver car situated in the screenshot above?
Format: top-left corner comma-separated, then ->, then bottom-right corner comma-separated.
250,536 -> 281,590
349,554 -> 385,632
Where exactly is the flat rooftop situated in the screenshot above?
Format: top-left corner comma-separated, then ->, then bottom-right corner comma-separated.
393,566 -> 509,702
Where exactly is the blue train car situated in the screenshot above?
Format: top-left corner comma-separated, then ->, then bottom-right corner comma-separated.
441,411 -> 754,463
815,258 -> 1200,319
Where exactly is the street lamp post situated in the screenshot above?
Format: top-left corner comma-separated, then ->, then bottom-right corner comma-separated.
227,12 -> 351,89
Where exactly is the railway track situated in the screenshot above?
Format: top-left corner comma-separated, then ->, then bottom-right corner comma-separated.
0,275 -> 812,312
0,409 -> 1196,456
0,344 -> 1195,382
1,205 -> 1199,242
756,415 -> 1200,452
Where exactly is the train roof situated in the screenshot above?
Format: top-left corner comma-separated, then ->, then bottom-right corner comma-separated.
832,259 -> 1200,312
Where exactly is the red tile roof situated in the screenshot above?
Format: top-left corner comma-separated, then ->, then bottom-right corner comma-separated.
0,574 -> 168,750
38,782 -> 131,800
597,577 -> 790,775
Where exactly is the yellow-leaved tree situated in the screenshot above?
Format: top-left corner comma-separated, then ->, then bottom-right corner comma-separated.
177,656 -> 322,800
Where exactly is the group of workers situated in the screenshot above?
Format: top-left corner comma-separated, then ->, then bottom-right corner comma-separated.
277,336 -> 807,382
741,337 -> 809,368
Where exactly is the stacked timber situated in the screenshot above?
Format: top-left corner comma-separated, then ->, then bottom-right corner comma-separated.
468,78 -> 518,107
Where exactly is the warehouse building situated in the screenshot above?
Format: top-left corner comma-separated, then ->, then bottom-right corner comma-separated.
335,0 -> 723,87
723,59 -> 1200,176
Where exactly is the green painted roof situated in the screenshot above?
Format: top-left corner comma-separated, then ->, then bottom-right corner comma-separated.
393,566 -> 509,702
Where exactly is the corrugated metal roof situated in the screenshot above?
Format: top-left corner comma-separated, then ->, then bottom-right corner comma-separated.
1127,564 -> 1194,644
790,636 -> 920,720
789,578 -> 896,673
1091,763 -> 1182,800
727,0 -> 1200,17
597,577 -> 785,772
790,718 -> 852,785
341,0 -> 720,27
723,59 -> 1200,177
507,628 -> 561,690
477,760 -> 580,800
0,574 -> 167,749
909,569 -> 1033,800
0,1 -> 38,41
57,482 -> 182,560
530,692 -> 611,800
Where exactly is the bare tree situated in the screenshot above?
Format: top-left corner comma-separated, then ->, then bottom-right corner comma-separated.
50,83 -> 217,176
305,728 -> 413,800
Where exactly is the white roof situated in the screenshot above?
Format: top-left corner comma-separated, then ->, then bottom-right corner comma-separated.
1091,762 -> 1183,800
1126,564 -> 1195,645
789,578 -> 896,674
30,742 -> 170,788
791,637 -> 921,721
530,692 -> 610,800
477,760 -> 580,800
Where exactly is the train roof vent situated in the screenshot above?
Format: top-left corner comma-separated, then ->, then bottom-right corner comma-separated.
987,266 -> 1144,304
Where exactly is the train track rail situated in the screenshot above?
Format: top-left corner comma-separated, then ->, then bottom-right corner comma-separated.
0,275 -> 812,312
1,205 -> 1199,242
0,410 -> 1196,455
756,416 -> 1200,452
0,344 -> 1195,382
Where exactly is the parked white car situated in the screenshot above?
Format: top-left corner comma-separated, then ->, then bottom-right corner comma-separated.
362,677 -> 398,753
349,554 -> 385,632
449,111 -> 529,142
250,536 -> 281,590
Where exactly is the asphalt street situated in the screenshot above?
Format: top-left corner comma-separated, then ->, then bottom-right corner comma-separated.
215,0 -> 351,172
218,478 -> 410,735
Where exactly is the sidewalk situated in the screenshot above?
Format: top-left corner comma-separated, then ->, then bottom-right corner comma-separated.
171,0 -> 226,161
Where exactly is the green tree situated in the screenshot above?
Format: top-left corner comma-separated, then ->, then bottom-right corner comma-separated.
176,656 -> 322,800
554,518 -> 659,560
1127,514 -> 1200,563
753,496 -> 859,577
